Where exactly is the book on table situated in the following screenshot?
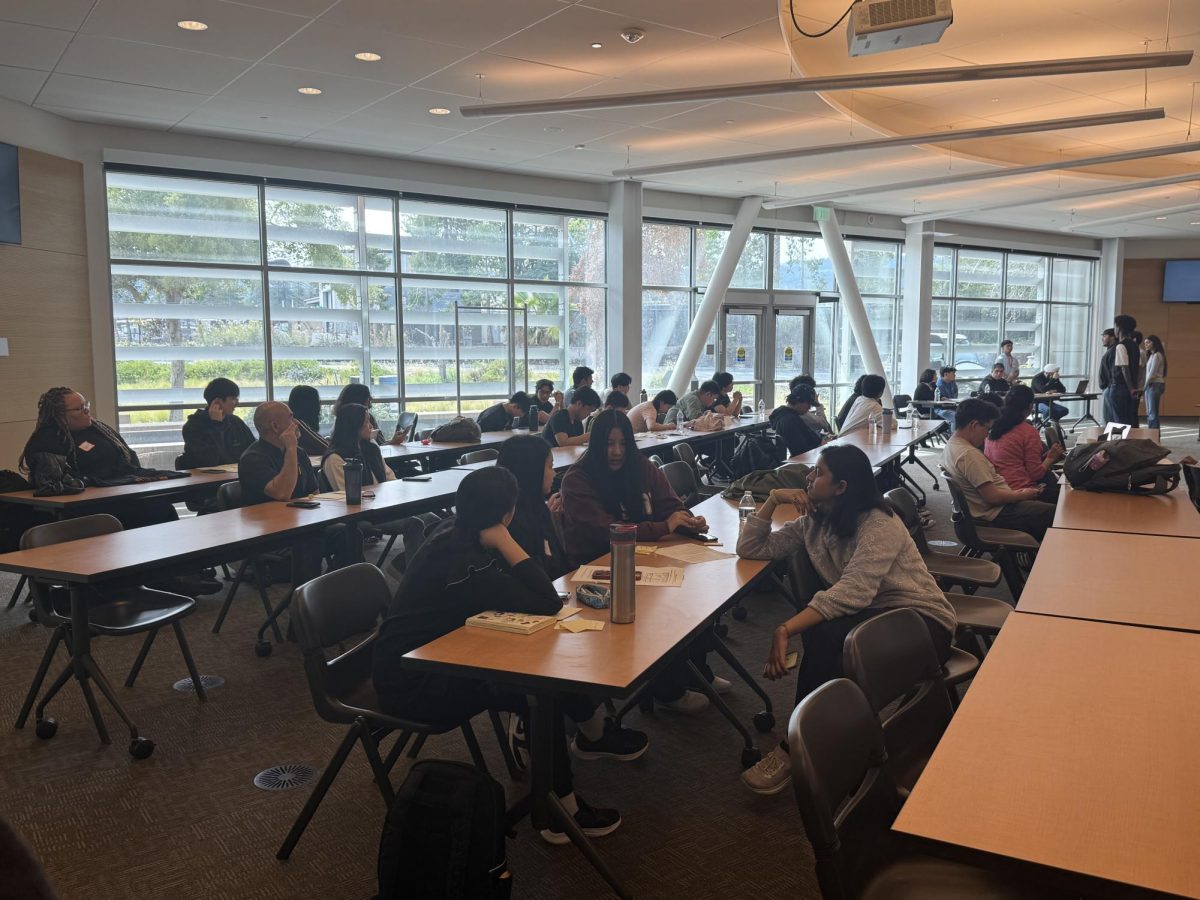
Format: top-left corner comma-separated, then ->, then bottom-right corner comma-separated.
465,607 -> 580,635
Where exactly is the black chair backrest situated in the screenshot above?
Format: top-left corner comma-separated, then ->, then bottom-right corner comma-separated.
395,411 -> 417,442
939,468 -> 988,550
883,488 -> 931,555
648,454 -> 665,468
660,460 -> 698,507
1042,423 -> 1064,450
843,608 -> 953,791
215,480 -> 243,512
788,678 -> 902,900
20,513 -> 122,550
1183,464 -> 1200,511
892,393 -> 911,413
458,449 -> 499,466
673,442 -> 700,472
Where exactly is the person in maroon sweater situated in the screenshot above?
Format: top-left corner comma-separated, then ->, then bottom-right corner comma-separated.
560,410 -> 727,712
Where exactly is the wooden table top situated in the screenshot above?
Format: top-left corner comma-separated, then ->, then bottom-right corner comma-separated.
1053,484 -> 1200,539
1018,529 -> 1200,632
790,438 -> 906,468
0,468 -> 471,583
381,431 -> 514,459
894,612 -> 1200,898
0,468 -> 236,510
1079,426 -> 1160,442
833,418 -> 945,446
402,494 -> 794,695
453,445 -> 586,473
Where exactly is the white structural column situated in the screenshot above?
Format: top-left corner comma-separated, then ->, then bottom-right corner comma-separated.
668,195 -> 762,397
1095,237 -> 1123,421
901,221 -> 935,395
606,180 -> 644,392
816,207 -> 894,409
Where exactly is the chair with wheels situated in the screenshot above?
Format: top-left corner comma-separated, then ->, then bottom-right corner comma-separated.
279,563 -> 520,860
673,443 -> 714,487
458,448 -> 499,466
788,678 -> 1061,900
648,454 -> 665,468
660,460 -> 700,508
940,472 -> 1039,600
16,514 -> 205,757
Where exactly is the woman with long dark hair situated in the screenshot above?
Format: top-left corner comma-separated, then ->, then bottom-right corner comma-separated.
286,385 -> 330,456
496,435 -> 568,578
983,385 -> 1062,503
1141,334 -> 1167,430
735,443 -> 955,795
320,402 -> 396,491
334,383 -> 390,445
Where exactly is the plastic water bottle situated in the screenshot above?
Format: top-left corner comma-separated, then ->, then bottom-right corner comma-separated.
933,386 -> 942,403
640,388 -> 648,403
757,399 -> 766,419
739,491 -> 756,529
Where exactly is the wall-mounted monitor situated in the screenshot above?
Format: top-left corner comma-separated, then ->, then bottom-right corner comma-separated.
0,142 -> 19,246
1163,259 -> 1200,303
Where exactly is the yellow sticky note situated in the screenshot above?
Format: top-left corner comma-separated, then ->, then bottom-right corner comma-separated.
635,545 -> 657,555
556,618 -> 606,633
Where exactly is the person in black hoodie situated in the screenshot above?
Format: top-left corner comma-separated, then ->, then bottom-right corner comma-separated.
496,435 -> 570,578
286,385 -> 330,457
770,384 -> 825,457
373,467 -> 637,844
179,378 -> 255,469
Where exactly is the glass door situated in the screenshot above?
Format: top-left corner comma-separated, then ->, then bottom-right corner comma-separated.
772,308 -> 812,407
720,307 -> 763,410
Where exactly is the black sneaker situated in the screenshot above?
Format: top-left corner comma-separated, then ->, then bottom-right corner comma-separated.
540,796 -> 622,845
570,721 -> 649,762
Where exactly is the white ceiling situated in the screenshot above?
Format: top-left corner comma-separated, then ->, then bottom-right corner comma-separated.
0,0 -> 1198,237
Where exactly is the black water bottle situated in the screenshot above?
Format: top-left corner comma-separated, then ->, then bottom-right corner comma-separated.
344,458 -> 363,505
528,404 -> 540,432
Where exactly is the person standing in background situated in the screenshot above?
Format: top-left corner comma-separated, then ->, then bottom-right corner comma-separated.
1140,334 -> 1167,430
1098,327 -> 1118,424
1109,315 -> 1140,427
995,340 -> 1020,384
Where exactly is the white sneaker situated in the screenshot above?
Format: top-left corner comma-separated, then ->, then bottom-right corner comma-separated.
657,690 -> 709,714
741,747 -> 792,795
710,675 -> 733,695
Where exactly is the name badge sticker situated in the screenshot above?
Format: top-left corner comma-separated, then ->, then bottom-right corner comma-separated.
79,441 -> 95,451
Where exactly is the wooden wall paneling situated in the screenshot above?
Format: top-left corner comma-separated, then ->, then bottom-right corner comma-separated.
1120,258 -> 1200,417
16,149 -> 87,257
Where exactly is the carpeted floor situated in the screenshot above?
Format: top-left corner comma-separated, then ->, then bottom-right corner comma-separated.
1,418 -> 1194,900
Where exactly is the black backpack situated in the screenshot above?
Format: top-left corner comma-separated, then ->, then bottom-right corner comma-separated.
1063,438 -> 1180,495
375,760 -> 511,900
729,431 -> 785,479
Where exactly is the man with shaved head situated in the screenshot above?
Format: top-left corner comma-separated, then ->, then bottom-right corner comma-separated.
239,400 -> 318,505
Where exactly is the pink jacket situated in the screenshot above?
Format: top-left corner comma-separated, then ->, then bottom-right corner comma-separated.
984,423 -> 1048,490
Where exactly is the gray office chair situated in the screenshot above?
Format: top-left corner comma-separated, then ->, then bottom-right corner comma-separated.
660,460 -> 700,508
648,454 -> 665,468
458,448 -> 499,466
940,470 -> 1039,599
1184,464 -> 1200,512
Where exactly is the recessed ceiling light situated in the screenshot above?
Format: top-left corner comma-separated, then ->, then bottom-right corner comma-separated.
297,87 -> 322,95
543,126 -> 564,134
1190,221 -> 1200,225
428,107 -> 451,115
591,42 -> 603,49
354,51 -> 382,62
177,20 -> 208,30
573,144 -> 586,150
991,97 -> 1000,102
1155,215 -> 1168,219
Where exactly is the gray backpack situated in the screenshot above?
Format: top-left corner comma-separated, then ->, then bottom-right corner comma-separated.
1063,438 -> 1180,495
430,416 -> 482,443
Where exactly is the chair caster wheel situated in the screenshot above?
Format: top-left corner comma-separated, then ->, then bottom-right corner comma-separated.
129,737 -> 155,759
35,718 -> 57,740
752,711 -> 775,733
731,606 -> 747,621
740,747 -> 762,769
255,641 -> 272,658
714,623 -> 729,639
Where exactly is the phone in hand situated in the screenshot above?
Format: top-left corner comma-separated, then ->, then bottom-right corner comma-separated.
785,650 -> 799,670
287,500 -> 320,509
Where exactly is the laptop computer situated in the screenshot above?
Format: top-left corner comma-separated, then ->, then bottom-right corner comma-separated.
1103,422 -> 1131,440
1073,379 -> 1089,394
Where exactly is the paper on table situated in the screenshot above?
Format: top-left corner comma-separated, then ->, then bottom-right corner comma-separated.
556,607 -> 580,621
635,545 -> 658,555
198,463 -> 240,473
311,491 -> 346,500
556,618 -> 605,632
653,543 -> 735,564
570,565 -> 685,588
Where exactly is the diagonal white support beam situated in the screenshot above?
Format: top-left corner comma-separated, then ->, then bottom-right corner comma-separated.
668,196 -> 763,398
1062,200 -> 1200,231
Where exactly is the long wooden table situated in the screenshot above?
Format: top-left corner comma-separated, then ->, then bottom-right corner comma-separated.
894,612 -> 1200,898
1053,484 -> 1200,539
0,469 -> 237,514
1017,528 -> 1200,632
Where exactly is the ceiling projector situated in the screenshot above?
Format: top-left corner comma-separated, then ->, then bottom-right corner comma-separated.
847,0 -> 953,56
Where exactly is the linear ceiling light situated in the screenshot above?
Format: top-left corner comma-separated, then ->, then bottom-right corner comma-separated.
1062,201 -> 1200,232
612,108 -> 1165,178
761,140 -> 1200,210
901,172 -> 1200,224
458,50 -> 1191,118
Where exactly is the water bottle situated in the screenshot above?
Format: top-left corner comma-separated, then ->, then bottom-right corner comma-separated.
528,405 -> 540,432
343,458 -> 363,505
640,388 -> 648,403
882,408 -> 894,432
757,399 -> 766,419
512,415 -> 525,432
609,523 -> 637,624
934,386 -> 942,403
739,491 -> 756,529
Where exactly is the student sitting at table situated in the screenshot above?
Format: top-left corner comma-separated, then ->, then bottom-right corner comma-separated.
980,363 -> 1011,400
834,375 -> 865,431
789,375 -> 833,433
286,385 -> 331,457
585,390 -> 630,432
320,402 -> 397,491
543,387 -> 600,447
561,410 -> 724,713
770,385 -> 825,457
942,398 -> 1055,542
666,380 -> 719,425
911,368 -> 937,418
983,386 -> 1063,504
627,390 -> 678,434
735,443 -> 956,795
562,366 -> 594,408
934,366 -> 959,432
334,383 -> 391,445
709,371 -> 742,417
179,377 -> 255,469
373,467 -> 635,843
838,374 -> 886,434
239,401 -> 319,505
1030,365 -> 1069,422
533,379 -> 562,426
610,372 -> 632,396
476,391 -> 534,433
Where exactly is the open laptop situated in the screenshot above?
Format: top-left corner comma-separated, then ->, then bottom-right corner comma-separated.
1073,379 -> 1089,394
1102,422 -> 1131,440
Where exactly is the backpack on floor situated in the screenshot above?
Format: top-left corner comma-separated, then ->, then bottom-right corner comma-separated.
1063,437 -> 1180,495
375,760 -> 511,900
728,431 -> 785,480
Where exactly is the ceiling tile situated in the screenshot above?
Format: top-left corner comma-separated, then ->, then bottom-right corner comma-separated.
262,21 -> 469,85
0,65 -> 50,104
723,16 -> 791,53
317,0 -> 568,51
171,121 -> 300,144
646,99 -> 831,143
351,86 -> 486,128
80,0 -> 312,61
216,63 -> 401,112
626,39 -> 793,88
487,5 -> 710,78
222,0 -> 335,15
470,113 -> 624,145
304,114 -> 468,150
37,103 -> 180,128
0,22 -> 73,71
578,0 -> 777,38
36,73 -> 207,123
556,77 -> 718,126
56,35 -> 251,94
0,0 -> 96,30
428,132 -> 568,165
415,52 -> 604,102
175,95 -> 346,135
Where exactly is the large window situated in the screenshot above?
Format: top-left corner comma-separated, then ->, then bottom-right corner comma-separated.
931,245 -> 1095,394
106,170 -> 605,463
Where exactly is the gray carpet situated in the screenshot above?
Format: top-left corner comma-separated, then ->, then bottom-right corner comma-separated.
1,418 -> 1194,899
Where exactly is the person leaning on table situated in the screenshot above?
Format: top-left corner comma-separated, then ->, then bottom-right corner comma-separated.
1030,365 -> 1068,422
735,443 -> 955,797
628,390 -> 678,434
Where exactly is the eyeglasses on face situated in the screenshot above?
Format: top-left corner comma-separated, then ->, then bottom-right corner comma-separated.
64,401 -> 91,413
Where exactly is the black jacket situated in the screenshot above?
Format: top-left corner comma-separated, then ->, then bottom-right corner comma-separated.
1031,374 -> 1066,394
476,403 -> 514,433
179,408 -> 256,468
980,376 -> 1010,396
769,405 -> 822,457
